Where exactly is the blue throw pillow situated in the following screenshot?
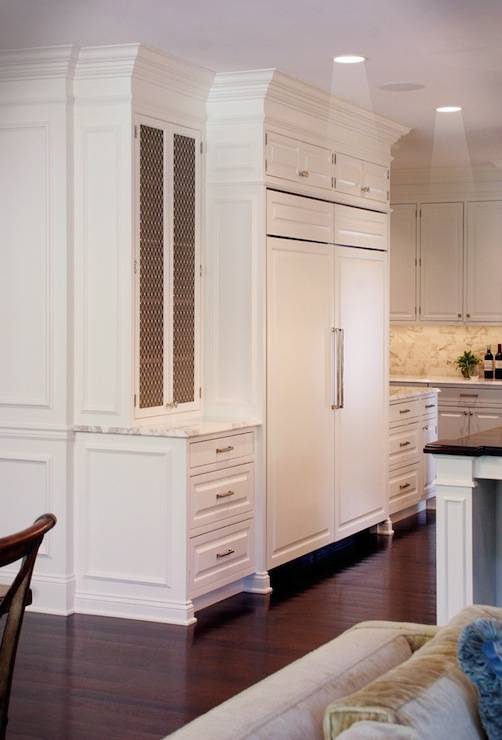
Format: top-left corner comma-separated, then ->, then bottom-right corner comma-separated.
457,618 -> 502,740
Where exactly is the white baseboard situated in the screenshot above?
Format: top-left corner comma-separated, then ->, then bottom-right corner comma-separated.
0,572 -> 76,616
390,500 -> 426,525
74,591 -> 196,625
242,571 -> 272,594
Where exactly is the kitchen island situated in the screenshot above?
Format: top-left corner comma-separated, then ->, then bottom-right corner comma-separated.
425,428 -> 502,624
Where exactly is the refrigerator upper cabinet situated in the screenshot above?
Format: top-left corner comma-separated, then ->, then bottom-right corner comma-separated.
266,237 -> 335,568
334,245 -> 388,540
362,161 -> 389,203
390,204 -> 418,321
267,189 -> 333,243
335,153 -> 363,197
334,204 -> 388,251
419,202 -> 463,322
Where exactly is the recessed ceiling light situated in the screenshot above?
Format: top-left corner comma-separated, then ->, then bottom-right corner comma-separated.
333,55 -> 366,64
380,82 -> 425,92
436,105 -> 462,113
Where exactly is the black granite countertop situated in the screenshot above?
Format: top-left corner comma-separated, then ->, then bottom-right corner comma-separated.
424,426 -> 502,457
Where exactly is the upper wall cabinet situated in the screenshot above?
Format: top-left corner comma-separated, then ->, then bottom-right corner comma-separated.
465,201 -> 502,323
390,204 -> 417,322
335,153 -> 389,204
420,202 -> 463,322
265,131 -> 332,190
135,118 -> 201,417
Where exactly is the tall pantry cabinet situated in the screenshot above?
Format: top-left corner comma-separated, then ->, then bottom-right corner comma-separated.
205,70 -> 407,578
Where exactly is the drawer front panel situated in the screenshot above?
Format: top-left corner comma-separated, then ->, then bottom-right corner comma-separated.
422,396 -> 438,417
389,465 -> 420,515
389,398 -> 422,423
266,189 -> 333,243
189,464 -> 254,533
334,204 -> 388,251
189,520 -> 255,598
438,385 -> 502,407
190,432 -> 254,469
389,423 -> 421,467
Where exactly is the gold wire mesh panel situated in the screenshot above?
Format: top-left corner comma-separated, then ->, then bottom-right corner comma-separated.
172,134 -> 196,405
139,125 -> 164,409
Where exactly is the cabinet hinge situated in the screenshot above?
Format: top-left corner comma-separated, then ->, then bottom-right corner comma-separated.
134,394 -> 137,407
200,141 -> 204,155
331,176 -> 335,188
265,159 -> 268,173
419,257 -> 422,266
265,132 -> 268,145
387,190 -> 390,201
332,152 -> 336,165
134,125 -> 138,139
419,208 -> 422,218
199,264 -> 203,277
387,169 -> 390,180
199,387 -> 203,399
419,305 -> 422,315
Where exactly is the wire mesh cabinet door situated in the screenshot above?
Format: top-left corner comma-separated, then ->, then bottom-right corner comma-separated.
135,117 -> 201,418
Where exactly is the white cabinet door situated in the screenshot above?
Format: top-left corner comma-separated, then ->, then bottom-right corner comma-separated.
266,190 -> 333,243
465,201 -> 502,323
419,202 -> 463,322
334,246 -> 388,540
265,131 -> 302,183
335,153 -> 363,197
470,408 -> 502,434
438,406 -> 468,440
267,237 -> 335,568
362,162 -> 389,203
390,204 -> 418,321
301,142 -> 333,190
334,204 -> 388,251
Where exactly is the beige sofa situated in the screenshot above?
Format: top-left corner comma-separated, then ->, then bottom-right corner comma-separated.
167,605 -> 500,740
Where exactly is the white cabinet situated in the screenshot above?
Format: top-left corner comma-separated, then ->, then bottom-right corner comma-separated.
437,407 -> 469,439
334,246 -> 388,540
465,201 -> 502,322
334,204 -> 388,251
134,118 -> 201,418
420,202 -> 464,322
436,386 -> 502,440
266,236 -> 335,567
335,154 -> 388,203
267,189 -> 333,243
390,204 -> 417,321
265,131 -> 332,190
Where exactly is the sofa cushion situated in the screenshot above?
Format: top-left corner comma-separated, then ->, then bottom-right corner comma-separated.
324,605 -> 502,740
166,621 -> 427,740
337,720 -> 418,739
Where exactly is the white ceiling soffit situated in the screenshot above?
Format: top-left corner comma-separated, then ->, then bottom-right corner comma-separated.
1,0 -> 501,170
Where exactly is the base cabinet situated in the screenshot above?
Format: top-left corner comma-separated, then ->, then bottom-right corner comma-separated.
389,392 -> 438,516
74,428 -> 257,624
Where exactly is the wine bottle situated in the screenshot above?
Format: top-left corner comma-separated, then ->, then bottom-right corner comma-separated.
484,346 -> 494,379
495,344 -> 502,380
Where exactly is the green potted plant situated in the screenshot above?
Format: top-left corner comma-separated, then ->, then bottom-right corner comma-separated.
455,350 -> 480,379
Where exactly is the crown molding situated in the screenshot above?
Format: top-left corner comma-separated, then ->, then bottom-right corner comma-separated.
75,44 -> 214,101
0,45 -> 78,81
208,68 -> 409,149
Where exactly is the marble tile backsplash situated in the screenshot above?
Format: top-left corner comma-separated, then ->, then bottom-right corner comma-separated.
390,325 -> 502,377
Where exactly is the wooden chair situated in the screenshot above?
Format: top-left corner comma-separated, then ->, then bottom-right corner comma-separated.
0,514 -> 56,739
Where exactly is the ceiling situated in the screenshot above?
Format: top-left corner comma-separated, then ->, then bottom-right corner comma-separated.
1,0 -> 502,169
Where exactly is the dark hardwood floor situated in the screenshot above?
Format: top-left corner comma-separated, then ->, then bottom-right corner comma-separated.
8,511 -> 435,740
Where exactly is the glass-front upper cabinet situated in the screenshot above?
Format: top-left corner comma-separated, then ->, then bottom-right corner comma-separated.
134,116 -> 201,417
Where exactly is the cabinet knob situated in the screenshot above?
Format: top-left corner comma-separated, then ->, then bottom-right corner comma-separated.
361,186 -> 369,193
466,313 -> 471,318
298,170 -> 310,178
457,313 -> 462,318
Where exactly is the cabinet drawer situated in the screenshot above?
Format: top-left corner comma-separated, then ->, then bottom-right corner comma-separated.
189,520 -> 255,598
389,465 -> 420,515
334,204 -> 388,251
438,385 -> 502,407
389,423 -> 421,467
189,464 -> 254,534
189,432 -> 254,469
389,398 -> 422,424
266,190 -> 333,243
422,396 -> 438,417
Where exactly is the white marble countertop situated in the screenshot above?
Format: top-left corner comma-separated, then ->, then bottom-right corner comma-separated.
74,418 -> 260,439
389,385 -> 439,402
391,374 -> 502,388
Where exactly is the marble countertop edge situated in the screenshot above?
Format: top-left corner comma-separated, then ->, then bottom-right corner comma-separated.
74,418 -> 261,439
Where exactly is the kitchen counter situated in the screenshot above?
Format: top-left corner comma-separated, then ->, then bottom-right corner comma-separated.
391,374 -> 502,388
389,385 -> 439,402
74,418 -> 260,439
425,425 -> 502,457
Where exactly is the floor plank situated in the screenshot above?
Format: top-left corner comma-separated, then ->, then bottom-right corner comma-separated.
8,511 -> 435,739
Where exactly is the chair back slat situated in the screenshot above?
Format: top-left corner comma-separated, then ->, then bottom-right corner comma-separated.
0,514 -> 56,739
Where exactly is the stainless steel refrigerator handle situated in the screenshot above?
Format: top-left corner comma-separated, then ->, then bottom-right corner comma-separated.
333,328 -> 344,409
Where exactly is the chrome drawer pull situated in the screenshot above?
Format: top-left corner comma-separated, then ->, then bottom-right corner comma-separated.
216,490 -> 235,500
400,483 -> 411,490
399,408 -> 411,414
216,445 -> 234,454
399,441 -> 411,447
216,548 -> 235,559
425,404 -> 436,409
460,393 -> 478,398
